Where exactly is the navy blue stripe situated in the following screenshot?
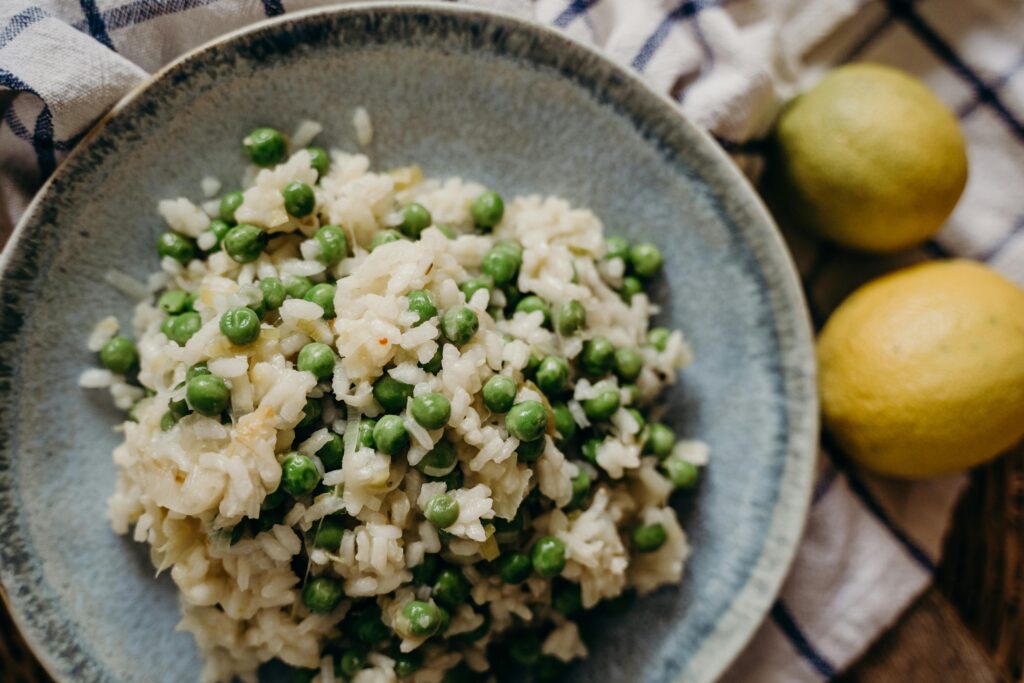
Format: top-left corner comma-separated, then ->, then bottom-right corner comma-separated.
0,69 -> 55,177
887,0 -> 1024,141
631,0 -> 710,71
79,0 -> 115,50
3,108 -> 80,152
72,0 -> 222,33
823,434 -> 937,574
262,0 -> 285,17
771,601 -> 838,678
553,0 -> 600,28
840,11 -> 893,62
0,6 -> 48,50
958,52 -> 1024,121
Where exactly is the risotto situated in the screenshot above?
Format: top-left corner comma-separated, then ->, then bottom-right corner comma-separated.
83,117 -> 708,683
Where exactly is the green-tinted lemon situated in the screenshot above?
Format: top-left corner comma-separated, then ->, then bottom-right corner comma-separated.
766,64 -> 968,252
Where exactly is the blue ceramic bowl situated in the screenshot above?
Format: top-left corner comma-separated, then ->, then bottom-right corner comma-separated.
0,4 -> 816,682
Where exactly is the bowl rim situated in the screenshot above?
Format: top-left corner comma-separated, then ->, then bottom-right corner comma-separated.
0,3 -> 818,682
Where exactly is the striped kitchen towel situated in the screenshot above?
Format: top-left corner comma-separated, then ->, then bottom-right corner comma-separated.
4,0 -> 1023,680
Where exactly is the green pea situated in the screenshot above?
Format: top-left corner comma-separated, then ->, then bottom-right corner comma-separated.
393,650 -> 423,678
552,581 -> 582,616
583,388 -> 620,421
307,147 -> 329,178
219,306 -> 261,345
620,275 -> 644,302
523,353 -> 542,378
459,276 -> 492,304
555,299 -> 586,336
296,342 -> 335,381
158,289 -> 191,314
425,493 -> 459,529
157,232 -> 195,264
372,414 -> 408,455
432,567 -> 470,609
552,403 -> 576,442
373,375 -> 413,413
412,554 -> 441,586
505,401 -> 547,442
405,289 -> 437,327
514,295 -> 551,327
535,356 -> 569,397
663,455 -> 699,489
530,536 -> 566,578
159,411 -> 178,431
357,418 -> 377,449
582,437 -> 602,465
186,374 -> 229,416
282,180 -> 315,218
632,523 -> 667,553
507,631 -> 541,667
247,295 -> 266,321
371,229 -> 403,250
647,327 -> 671,351
258,277 -> 286,310
206,219 -> 232,252
441,306 -> 478,346
399,202 -> 432,238
481,246 -> 520,285
567,469 -> 591,509
622,383 -> 641,405
605,235 -> 629,261
434,466 -> 463,490
164,312 -> 200,345
285,276 -> 313,300
482,375 -> 516,413
223,224 -> 266,264
416,439 -> 457,477
627,408 -> 646,431
297,397 -> 322,428
411,392 -> 451,430
644,423 -> 676,459
303,283 -> 336,319
402,600 -> 442,637
315,225 -> 348,266
281,452 -> 320,496
335,649 -> 365,678
497,551 -> 532,584
219,191 -> 244,224
168,396 -> 190,421
317,432 -> 344,470
99,336 -> 138,374
614,348 -> 644,382
244,127 -> 285,166
419,345 -> 443,374
516,437 -> 545,463
312,516 -> 345,551
493,512 -> 525,546
301,575 -> 343,613
350,603 -> 388,645
186,362 -> 210,381
629,242 -> 663,278
291,667 -> 317,683
580,336 -> 615,376
471,191 -> 504,230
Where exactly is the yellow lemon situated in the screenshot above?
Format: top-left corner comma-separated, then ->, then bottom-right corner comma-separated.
818,260 -> 1024,478
766,63 -> 968,252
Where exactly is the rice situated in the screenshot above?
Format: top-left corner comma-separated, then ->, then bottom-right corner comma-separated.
87,119 -> 708,683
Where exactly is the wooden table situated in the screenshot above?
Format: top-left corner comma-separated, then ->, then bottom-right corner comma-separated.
4,444 -> 1021,682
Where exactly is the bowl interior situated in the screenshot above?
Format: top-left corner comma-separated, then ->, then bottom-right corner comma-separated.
0,5 -> 815,683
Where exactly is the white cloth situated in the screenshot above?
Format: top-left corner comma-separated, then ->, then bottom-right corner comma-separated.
4,0 -> 1023,679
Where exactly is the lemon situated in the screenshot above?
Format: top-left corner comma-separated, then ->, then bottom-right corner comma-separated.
765,64 -> 968,252
818,260 -> 1024,478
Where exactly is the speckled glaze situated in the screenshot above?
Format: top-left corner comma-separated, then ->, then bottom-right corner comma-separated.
0,4 -> 817,682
